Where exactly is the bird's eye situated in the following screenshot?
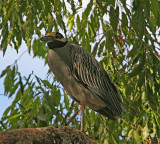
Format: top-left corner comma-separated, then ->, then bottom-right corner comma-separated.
56,35 -> 60,39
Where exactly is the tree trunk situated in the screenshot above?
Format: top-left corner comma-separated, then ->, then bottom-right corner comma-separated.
0,126 -> 97,144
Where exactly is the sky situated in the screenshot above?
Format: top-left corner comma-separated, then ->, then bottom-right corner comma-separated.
0,40 -> 49,119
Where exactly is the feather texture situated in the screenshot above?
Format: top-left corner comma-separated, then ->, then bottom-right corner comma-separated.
69,42 -> 122,118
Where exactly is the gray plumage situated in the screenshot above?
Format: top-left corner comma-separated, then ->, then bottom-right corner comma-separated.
47,41 -> 122,120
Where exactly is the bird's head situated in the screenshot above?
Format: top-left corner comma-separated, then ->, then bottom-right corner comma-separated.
40,32 -> 67,49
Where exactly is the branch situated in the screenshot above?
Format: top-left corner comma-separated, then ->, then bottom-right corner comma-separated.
0,126 -> 97,144
61,100 -> 75,125
66,110 -> 79,126
153,52 -> 160,62
91,29 -> 112,55
0,121 -> 7,130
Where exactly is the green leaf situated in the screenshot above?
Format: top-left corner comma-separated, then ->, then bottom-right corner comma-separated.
138,12 -> 145,38
88,23 -> 94,38
141,125 -> 149,140
125,82 -> 133,96
85,41 -> 91,53
92,43 -> 98,56
122,12 -> 128,27
9,82 -> 19,97
151,0 -> 158,18
38,108 -> 46,121
35,75 -> 42,86
48,13 -> 54,32
128,57 -> 145,78
82,1 -> 92,20
42,80 -> 52,88
67,15 -> 74,32
56,12 -> 66,31
137,71 -> 144,88
32,39 -> 48,58
106,30 -> 114,51
8,114 -> 22,120
2,105 -> 12,118
54,0 -> 61,12
51,86 -> 61,106
76,14 -> 81,30
64,92 -> 69,111
141,91 -> 146,103
128,129 -> 133,138
98,40 -> 105,56
32,97 -> 40,114
43,103 -> 51,113
0,65 -> 10,78
4,68 -> 14,94
133,129 -> 142,143
110,6 -> 118,31
1,26 -> 9,54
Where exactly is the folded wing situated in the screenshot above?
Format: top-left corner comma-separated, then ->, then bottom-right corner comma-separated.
69,43 -> 122,119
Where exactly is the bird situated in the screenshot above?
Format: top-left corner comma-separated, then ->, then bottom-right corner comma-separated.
40,32 -> 123,131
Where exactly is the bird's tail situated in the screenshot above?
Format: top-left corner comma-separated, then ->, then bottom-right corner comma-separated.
97,102 -> 130,120
97,106 -> 120,120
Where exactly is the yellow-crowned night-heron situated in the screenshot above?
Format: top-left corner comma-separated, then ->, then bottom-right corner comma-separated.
40,32 -> 123,131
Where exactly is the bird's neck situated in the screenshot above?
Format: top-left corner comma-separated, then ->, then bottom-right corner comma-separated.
48,41 -> 68,49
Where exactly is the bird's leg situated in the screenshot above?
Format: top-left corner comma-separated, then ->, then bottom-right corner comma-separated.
81,107 -> 84,132
80,101 -> 85,132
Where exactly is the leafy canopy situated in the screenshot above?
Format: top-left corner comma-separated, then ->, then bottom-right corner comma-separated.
0,0 -> 160,143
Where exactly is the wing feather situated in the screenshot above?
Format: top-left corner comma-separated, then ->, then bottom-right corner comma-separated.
69,43 -> 122,116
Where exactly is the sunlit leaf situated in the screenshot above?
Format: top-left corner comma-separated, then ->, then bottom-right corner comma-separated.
64,92 -> 69,111
141,125 -> 149,140
8,114 -> 23,120
133,129 -> 142,143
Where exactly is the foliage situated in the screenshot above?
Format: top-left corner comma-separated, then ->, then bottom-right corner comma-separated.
0,0 -> 160,143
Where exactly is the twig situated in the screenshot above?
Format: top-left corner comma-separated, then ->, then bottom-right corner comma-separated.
155,133 -> 159,144
120,65 -> 133,78
153,52 -> 160,62
66,110 -> 79,126
91,29 -> 112,55
18,74 -> 24,94
15,50 -> 28,63
61,100 -> 75,125
118,117 -> 137,129
0,120 -> 7,130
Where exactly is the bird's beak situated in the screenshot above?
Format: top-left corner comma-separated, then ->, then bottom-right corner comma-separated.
40,36 -> 55,43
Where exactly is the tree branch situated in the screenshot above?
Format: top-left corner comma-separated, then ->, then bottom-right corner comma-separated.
91,29 -> 112,55
66,110 -> 79,126
0,126 -> 97,144
61,100 -> 75,125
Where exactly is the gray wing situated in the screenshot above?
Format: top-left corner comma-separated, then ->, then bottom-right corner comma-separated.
69,43 -> 122,118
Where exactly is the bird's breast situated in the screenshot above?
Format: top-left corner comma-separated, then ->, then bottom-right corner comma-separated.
48,49 -> 106,110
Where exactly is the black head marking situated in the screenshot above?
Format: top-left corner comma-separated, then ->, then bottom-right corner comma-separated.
55,32 -> 64,39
